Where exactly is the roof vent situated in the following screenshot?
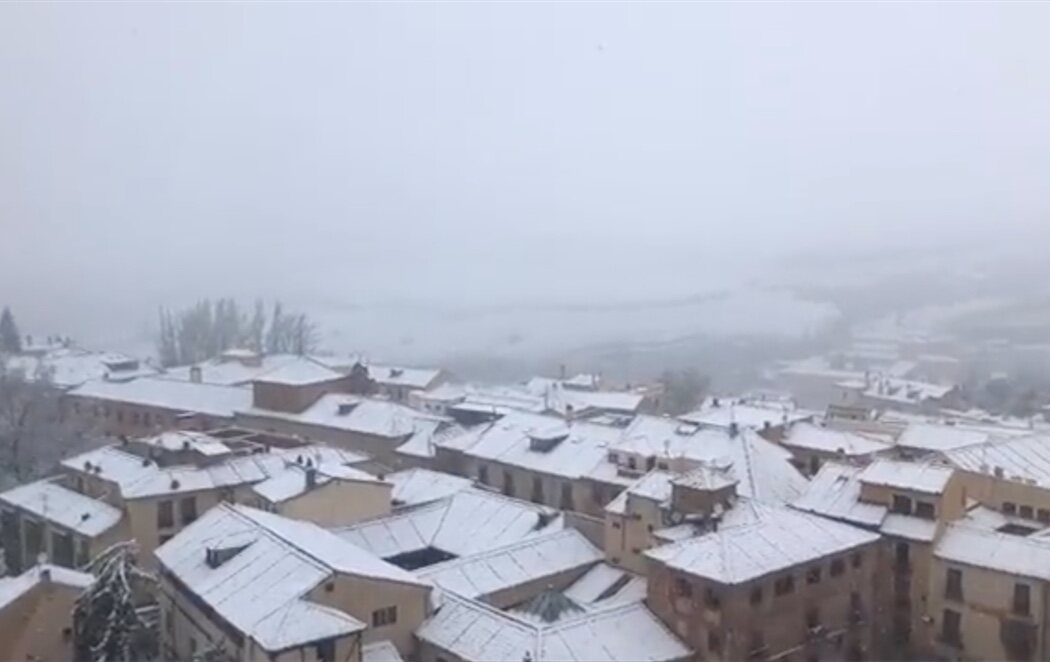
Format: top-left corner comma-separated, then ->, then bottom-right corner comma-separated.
170,479 -> 180,490
94,465 -> 102,475
994,466 -> 1005,479
81,512 -> 91,521
84,461 -> 93,472
205,543 -> 249,569
337,402 -> 358,416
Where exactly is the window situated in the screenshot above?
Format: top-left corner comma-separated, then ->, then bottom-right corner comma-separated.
895,542 -> 910,570
51,531 -> 74,568
708,630 -> 721,653
674,577 -> 693,597
502,472 -> 514,497
806,607 -> 820,629
915,501 -> 936,520
774,575 -> 795,596
607,451 -> 618,464
372,606 -> 397,627
1014,583 -> 1031,616
1003,502 -> 1017,515
315,640 -> 335,662
657,462 -> 669,470
849,592 -> 863,625
1038,509 -> 1050,524
116,410 -> 124,423
179,497 -> 197,525
852,552 -> 863,569
591,482 -> 604,505
189,637 -> 197,656
1020,505 -> 1034,520
478,464 -> 489,485
704,587 -> 721,610
831,559 -> 845,577
531,476 -> 544,504
560,483 -> 574,511
157,500 -> 174,528
750,586 -> 763,605
612,521 -> 621,530
627,456 -> 637,471
891,494 -> 913,515
945,568 -> 963,601
941,609 -> 962,647
806,566 -> 822,584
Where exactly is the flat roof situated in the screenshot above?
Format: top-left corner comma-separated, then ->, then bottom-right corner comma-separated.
0,480 -> 122,537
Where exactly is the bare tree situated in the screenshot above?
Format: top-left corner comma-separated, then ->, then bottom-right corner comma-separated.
0,362 -> 94,487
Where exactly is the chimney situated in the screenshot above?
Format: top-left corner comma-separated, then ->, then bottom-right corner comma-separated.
189,365 -> 202,384
728,422 -> 739,438
305,466 -> 318,489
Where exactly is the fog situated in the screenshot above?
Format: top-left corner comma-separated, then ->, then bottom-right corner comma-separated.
3,2 -> 1050,364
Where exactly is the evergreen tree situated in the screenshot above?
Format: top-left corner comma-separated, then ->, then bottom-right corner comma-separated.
73,541 -> 157,662
247,300 -> 266,353
0,307 -> 21,354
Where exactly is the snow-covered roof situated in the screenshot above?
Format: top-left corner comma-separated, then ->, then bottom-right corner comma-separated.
935,522 -> 1050,581
139,430 -> 235,457
68,377 -> 251,418
646,505 -> 878,584
155,504 -> 425,652
672,464 -> 739,492
791,462 -> 887,528
0,480 -> 122,537
946,434 -> 1050,488
160,354 -> 340,387
780,423 -> 890,457
240,394 -> 448,441
605,470 -> 675,516
880,513 -> 938,542
60,443 -> 365,501
417,593 -> 690,662
438,412 -> 626,482
4,348 -> 156,389
857,459 -> 954,494
362,641 -> 404,662
336,488 -> 562,560
848,377 -> 955,405
418,530 -> 601,600
896,422 -> 1009,453
394,419 -> 464,460
385,468 -> 473,508
0,564 -> 94,611
614,416 -> 808,505
368,365 -> 444,390
253,357 -> 344,386
251,462 -> 383,504
563,564 -> 647,608
679,398 -> 813,430
524,378 -> 645,415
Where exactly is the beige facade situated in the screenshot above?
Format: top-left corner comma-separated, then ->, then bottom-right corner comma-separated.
64,393 -> 229,437
0,504 -> 127,575
647,539 -> 878,661
235,412 -> 409,469
0,566 -> 91,662
260,478 -> 392,528
928,558 -> 1045,661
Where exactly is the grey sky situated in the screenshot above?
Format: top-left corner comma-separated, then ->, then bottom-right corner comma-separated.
2,2 -> 1050,337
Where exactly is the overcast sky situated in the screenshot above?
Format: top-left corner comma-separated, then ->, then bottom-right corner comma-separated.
3,2 -> 1050,336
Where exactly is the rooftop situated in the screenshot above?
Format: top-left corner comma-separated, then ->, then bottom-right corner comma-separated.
69,377 -> 251,418
791,462 -> 886,528
253,357 -> 344,386
0,480 -> 122,537
416,593 -> 690,662
368,364 -> 444,390
251,462 -> 383,504
0,564 -> 94,611
418,529 -> 601,600
613,416 -> 808,505
680,397 -> 813,430
935,521 -> 1050,582
336,488 -> 562,561
385,468 -> 473,508
240,394 -> 448,441
160,353 -> 340,387
155,504 -> 425,652
780,423 -> 891,457
438,412 -> 627,482
946,434 -> 1050,489
646,505 -> 878,584
857,458 -> 954,494
895,422 -> 1023,454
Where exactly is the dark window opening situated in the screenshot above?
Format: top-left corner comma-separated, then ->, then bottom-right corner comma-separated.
945,568 -> 963,601
831,559 -> 845,577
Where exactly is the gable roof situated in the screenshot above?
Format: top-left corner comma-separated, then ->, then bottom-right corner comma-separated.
935,522 -> 1050,582
68,377 -> 251,418
253,357 -> 344,386
857,458 -> 954,494
416,593 -> 690,662
0,480 -> 122,537
336,488 -> 562,560
645,505 -> 878,584
155,504 -> 426,652
385,468 -> 473,508
780,423 -> 891,457
418,530 -> 601,600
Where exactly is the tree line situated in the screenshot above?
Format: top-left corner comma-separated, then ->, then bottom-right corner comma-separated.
156,299 -> 319,367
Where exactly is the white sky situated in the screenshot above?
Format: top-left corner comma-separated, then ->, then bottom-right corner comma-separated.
2,2 -> 1050,334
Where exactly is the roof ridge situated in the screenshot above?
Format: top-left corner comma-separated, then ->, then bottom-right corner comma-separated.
420,529 -> 590,573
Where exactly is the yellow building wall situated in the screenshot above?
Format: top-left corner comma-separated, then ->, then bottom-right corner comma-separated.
277,480 -> 392,528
